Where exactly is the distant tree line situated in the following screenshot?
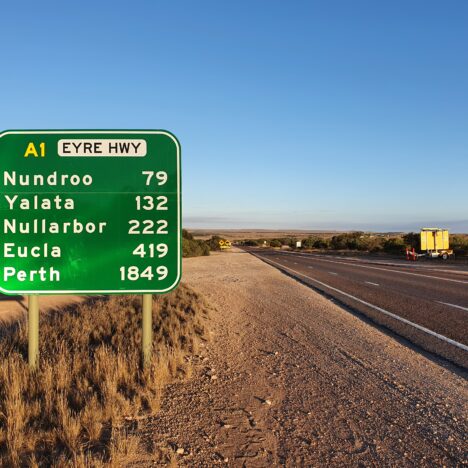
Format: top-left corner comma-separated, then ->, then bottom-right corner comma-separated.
237,232 -> 468,256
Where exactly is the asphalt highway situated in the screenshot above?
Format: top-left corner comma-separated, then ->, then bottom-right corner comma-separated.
248,249 -> 468,368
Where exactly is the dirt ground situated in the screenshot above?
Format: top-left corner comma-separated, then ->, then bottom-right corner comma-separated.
0,294 -> 88,323
137,248 -> 467,466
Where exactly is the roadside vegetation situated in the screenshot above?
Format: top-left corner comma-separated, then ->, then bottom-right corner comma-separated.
182,229 -> 210,257
451,235 -> 468,256
0,285 -> 209,466
182,229 -> 227,257
238,232 -> 468,256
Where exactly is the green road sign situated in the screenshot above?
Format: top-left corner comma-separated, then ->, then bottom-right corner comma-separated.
0,130 -> 181,295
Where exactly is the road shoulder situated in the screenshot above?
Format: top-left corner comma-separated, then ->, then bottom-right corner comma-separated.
139,249 -> 467,466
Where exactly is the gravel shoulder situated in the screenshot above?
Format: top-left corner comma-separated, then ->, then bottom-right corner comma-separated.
137,248 -> 467,466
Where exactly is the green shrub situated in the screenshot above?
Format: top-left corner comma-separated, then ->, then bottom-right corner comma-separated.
383,237 -> 406,254
403,232 -> 419,249
329,232 -> 384,251
242,239 -> 262,246
182,229 -> 194,240
355,235 -> 383,252
279,237 -> 297,248
330,232 -> 363,250
182,230 -> 210,257
451,235 -> 468,256
302,236 -> 329,249
269,239 -> 282,248
182,238 -> 210,257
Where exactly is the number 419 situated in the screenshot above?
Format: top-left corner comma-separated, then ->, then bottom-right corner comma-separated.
133,243 -> 168,258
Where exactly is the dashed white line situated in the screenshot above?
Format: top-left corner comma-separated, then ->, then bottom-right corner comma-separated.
365,281 -> 380,286
437,301 -> 468,312
253,253 -> 468,353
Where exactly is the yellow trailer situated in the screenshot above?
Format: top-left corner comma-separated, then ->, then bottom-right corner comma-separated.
420,228 -> 453,260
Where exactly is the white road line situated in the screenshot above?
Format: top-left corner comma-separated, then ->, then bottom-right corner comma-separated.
253,254 -> 468,353
437,301 -> 468,312
365,281 -> 380,286
284,254 -> 468,285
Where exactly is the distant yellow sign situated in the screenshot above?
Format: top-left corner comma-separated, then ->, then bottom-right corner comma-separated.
219,239 -> 232,250
420,228 -> 449,251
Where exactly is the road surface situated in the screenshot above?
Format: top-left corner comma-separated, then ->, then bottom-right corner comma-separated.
248,248 -> 468,368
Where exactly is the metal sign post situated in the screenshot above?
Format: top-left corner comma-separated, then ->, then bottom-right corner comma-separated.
28,295 -> 39,369
142,294 -> 153,369
0,130 -> 182,369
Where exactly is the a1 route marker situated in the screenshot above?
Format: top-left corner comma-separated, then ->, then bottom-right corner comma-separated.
0,130 -> 182,368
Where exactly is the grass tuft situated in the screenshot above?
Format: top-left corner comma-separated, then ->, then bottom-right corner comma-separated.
0,284 -> 208,466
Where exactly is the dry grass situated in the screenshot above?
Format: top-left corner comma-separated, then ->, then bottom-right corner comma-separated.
0,284 -> 208,466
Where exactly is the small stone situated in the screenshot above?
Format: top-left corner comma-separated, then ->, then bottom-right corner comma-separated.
176,447 -> 185,455
264,399 -> 272,406
211,375 -> 218,380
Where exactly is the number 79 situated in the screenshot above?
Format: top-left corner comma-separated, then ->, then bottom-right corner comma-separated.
142,171 -> 168,186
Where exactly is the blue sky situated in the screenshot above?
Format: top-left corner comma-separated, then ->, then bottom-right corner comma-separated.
1,1 -> 467,232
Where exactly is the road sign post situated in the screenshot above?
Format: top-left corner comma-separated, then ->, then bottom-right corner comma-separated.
0,130 -> 181,368
142,294 -> 153,369
28,295 -> 39,369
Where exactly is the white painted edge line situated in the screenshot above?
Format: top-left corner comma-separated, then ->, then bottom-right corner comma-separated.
437,301 -> 468,313
253,253 -> 468,353
365,281 -> 380,286
283,253 -> 468,285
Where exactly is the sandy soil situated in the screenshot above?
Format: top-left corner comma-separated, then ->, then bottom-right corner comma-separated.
137,248 -> 467,466
0,294 -> 89,323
